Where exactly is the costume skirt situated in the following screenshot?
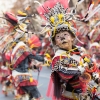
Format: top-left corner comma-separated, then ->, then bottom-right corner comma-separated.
21,85 -> 41,99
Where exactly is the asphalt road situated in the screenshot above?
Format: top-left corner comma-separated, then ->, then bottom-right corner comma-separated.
0,67 -> 52,100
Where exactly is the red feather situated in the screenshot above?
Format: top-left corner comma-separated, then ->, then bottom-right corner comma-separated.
28,35 -> 41,47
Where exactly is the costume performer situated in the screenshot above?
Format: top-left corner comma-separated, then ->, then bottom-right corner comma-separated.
0,11 -> 44,100
36,0 -> 100,99
6,39 -> 44,100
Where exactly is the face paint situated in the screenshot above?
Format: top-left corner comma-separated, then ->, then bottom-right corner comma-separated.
55,31 -> 74,50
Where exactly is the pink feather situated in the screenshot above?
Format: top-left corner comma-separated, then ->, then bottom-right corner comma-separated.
37,0 -> 69,19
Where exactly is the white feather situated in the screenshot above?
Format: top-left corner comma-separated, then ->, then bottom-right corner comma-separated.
17,16 -> 26,23
85,4 -> 100,21
78,26 -> 83,31
34,0 -> 42,6
88,29 -> 95,39
88,3 -> 94,12
76,36 -> 84,44
94,21 -> 100,27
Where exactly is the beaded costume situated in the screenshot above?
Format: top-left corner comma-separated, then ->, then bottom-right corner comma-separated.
36,0 -> 100,100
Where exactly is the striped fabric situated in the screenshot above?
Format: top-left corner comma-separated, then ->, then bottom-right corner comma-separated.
50,48 -> 86,100
58,71 -> 82,91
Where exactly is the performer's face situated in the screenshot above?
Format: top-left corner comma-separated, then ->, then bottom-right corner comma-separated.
90,46 -> 97,54
55,31 -> 74,50
90,46 -> 100,60
90,46 -> 100,55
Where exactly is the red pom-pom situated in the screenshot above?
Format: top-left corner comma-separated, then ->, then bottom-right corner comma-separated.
28,35 -> 41,48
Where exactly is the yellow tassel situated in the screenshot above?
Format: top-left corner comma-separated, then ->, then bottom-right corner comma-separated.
17,10 -> 27,16
19,23 -> 26,31
72,89 -> 79,100
84,57 -> 90,63
58,14 -> 64,22
71,64 -> 76,67
44,62 -> 50,66
52,20 -> 73,38
52,21 -> 61,37
30,77 -> 33,82
46,61 -> 50,66
6,62 -> 13,70
60,48 -> 77,60
50,16 -> 55,24
64,22 -> 75,35
44,53 -> 51,58
70,48 -> 77,51
79,61 -> 83,66
60,52 -> 70,61
30,44 -> 35,49
9,42 -> 16,50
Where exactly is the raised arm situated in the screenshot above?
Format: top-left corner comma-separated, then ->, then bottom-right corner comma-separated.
28,54 -> 44,62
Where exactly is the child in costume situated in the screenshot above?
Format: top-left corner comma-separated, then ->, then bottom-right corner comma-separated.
36,0 -> 100,99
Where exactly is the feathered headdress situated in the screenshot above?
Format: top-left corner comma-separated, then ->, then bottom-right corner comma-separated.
36,0 -> 80,43
36,0 -> 100,45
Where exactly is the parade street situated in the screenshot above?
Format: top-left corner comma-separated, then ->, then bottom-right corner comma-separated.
0,67 -> 51,100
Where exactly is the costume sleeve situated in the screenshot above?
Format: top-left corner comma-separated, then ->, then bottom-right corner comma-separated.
28,54 -> 44,62
15,57 -> 29,72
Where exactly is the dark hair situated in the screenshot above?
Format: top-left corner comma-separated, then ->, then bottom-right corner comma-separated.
52,72 -> 62,99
